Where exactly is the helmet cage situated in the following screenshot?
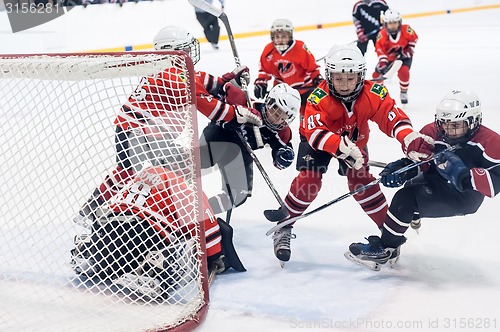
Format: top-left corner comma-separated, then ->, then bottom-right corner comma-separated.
270,19 -> 294,52
262,83 -> 300,131
158,38 -> 200,65
434,90 -> 482,144
382,9 -> 402,34
324,45 -> 366,102
154,27 -> 201,65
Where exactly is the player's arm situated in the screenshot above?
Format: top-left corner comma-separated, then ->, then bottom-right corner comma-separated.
367,83 -> 434,161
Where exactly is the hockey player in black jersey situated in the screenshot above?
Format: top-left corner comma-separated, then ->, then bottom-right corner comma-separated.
346,90 -> 500,271
200,83 -> 300,215
352,0 -> 389,55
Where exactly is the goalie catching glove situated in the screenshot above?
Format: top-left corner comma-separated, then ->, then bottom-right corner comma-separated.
336,136 -> 367,170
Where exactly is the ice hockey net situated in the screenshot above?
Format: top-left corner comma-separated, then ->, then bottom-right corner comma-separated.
0,51 -> 208,331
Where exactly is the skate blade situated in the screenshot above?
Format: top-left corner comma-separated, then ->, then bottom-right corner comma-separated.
343,251 -> 381,271
279,260 -> 286,268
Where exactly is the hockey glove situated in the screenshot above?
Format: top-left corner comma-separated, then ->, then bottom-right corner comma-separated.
402,131 -> 435,161
399,46 -> 414,59
375,58 -> 390,75
273,146 -> 295,170
221,65 -> 250,87
357,28 -> 368,43
253,78 -> 268,99
336,136 -> 367,170
379,158 -> 418,188
223,82 -> 246,106
436,151 -> 470,191
234,105 -> 262,126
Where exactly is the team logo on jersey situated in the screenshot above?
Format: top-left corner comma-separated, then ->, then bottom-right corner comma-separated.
302,154 -> 314,162
303,44 -> 312,54
369,84 -> 388,100
277,61 -> 293,73
308,88 -> 328,105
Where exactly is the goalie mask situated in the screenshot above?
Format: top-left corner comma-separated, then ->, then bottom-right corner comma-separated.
382,9 -> 402,35
324,44 -> 366,103
262,83 -> 300,131
153,26 -> 201,65
270,19 -> 294,52
435,90 -> 482,145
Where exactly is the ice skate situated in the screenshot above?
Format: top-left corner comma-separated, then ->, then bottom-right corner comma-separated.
73,190 -> 107,229
345,235 -> 402,271
70,234 -> 100,277
272,225 -> 296,267
400,90 -> 408,104
410,218 -> 421,233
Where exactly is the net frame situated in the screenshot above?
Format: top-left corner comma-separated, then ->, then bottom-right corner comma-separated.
0,51 -> 208,332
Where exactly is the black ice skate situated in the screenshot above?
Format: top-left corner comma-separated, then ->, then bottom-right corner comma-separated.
272,225 -> 296,267
344,235 -> 403,271
400,90 -> 408,104
73,189 -> 107,229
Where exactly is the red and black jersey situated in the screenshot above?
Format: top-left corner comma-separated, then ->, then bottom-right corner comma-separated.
115,68 -> 239,133
375,24 -> 419,62
110,166 -> 222,259
420,123 -> 500,198
301,80 -> 413,154
256,40 -> 321,95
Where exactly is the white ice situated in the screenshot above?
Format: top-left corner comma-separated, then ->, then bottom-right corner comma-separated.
2,0 -> 500,331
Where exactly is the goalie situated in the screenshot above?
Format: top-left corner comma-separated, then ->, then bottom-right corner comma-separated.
70,165 -> 245,299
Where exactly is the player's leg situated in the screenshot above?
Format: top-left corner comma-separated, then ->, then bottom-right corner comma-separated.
266,138 -> 332,263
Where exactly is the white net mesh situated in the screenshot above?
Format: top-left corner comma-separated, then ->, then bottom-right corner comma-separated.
0,51 -> 207,332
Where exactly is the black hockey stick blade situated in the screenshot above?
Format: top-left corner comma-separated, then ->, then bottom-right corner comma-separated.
264,207 -> 289,222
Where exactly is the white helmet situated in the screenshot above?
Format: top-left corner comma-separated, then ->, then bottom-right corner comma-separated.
153,26 -> 200,65
324,44 -> 366,102
270,19 -> 294,52
382,9 -> 402,34
263,83 -> 300,131
435,90 -> 482,144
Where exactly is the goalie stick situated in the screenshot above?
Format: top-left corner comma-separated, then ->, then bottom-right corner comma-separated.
264,145 -> 459,236
188,0 -> 288,214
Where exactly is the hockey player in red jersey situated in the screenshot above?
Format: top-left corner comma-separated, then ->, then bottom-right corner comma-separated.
264,44 -> 434,264
373,9 -> 418,104
253,19 -> 322,117
70,165 -> 245,298
346,90 -> 500,271
73,26 -> 262,227
200,83 -> 301,215
352,0 -> 389,55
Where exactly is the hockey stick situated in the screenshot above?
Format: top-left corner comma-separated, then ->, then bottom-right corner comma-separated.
188,0 -> 287,213
316,29 -> 379,63
187,0 -> 264,149
265,145 -> 458,236
368,160 -> 388,168
371,59 -> 402,82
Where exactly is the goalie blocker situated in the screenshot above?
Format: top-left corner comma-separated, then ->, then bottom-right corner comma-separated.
70,166 -> 245,299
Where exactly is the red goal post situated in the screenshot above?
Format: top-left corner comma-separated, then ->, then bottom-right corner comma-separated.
0,51 -> 209,332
